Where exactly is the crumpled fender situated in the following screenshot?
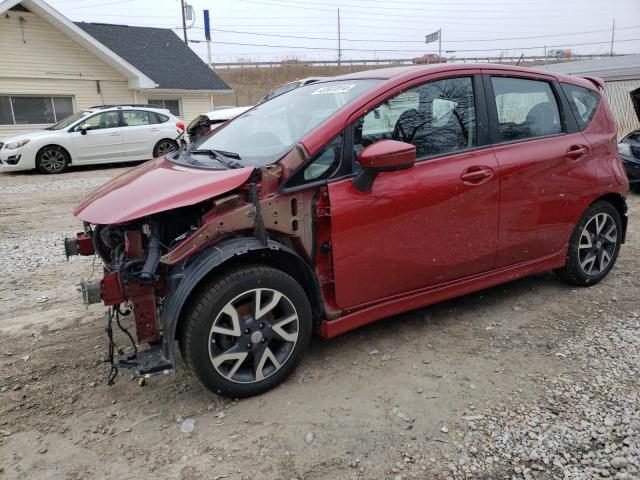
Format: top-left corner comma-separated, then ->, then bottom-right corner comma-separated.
160,236 -> 319,367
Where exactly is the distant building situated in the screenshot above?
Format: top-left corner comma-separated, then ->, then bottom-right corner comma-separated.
541,55 -> 640,136
0,0 -> 231,139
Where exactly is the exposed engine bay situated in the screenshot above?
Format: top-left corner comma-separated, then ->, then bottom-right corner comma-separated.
66,150 -> 328,386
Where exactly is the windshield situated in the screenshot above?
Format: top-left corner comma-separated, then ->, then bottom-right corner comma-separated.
46,111 -> 91,130
178,79 -> 381,169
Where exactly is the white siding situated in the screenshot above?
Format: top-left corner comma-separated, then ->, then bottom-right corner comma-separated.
0,10 -> 133,139
141,91 -> 213,126
604,80 -> 640,137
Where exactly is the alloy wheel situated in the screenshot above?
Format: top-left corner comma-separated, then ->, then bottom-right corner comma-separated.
156,141 -> 177,156
208,288 -> 300,384
40,149 -> 66,173
578,212 -> 617,275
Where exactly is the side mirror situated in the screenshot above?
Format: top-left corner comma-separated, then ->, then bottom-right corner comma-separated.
80,124 -> 92,135
353,139 -> 416,192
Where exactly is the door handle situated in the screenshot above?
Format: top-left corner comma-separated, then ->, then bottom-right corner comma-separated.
460,167 -> 493,183
566,146 -> 588,159
110,132 -> 121,136
150,128 -> 160,132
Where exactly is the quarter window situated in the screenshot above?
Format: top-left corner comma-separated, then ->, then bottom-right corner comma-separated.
148,99 -> 181,116
286,135 -> 343,187
0,95 -> 74,125
354,76 -> 477,160
491,77 -> 561,141
561,83 -> 600,130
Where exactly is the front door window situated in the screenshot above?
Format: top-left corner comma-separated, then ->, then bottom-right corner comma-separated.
354,76 -> 477,161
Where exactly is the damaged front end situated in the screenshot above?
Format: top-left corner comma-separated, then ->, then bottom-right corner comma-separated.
70,204 -> 210,381
66,150 -> 322,385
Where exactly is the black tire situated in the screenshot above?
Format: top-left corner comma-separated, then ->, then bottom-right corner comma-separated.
554,201 -> 622,286
36,145 -> 69,174
152,139 -> 178,158
180,265 -> 312,398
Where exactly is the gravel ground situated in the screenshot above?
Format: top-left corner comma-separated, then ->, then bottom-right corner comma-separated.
395,310 -> 640,480
0,166 -> 638,480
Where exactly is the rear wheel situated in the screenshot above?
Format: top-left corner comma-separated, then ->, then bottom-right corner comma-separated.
36,146 -> 69,174
554,201 -> 622,286
153,139 -> 178,158
180,265 -> 312,398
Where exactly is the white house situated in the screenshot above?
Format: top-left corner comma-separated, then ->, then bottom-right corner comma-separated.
0,0 -> 232,139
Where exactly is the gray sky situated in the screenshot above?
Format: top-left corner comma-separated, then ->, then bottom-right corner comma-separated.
48,0 -> 640,63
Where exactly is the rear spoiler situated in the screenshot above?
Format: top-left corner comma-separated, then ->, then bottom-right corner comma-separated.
581,75 -> 605,91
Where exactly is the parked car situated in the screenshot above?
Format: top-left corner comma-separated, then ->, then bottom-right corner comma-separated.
186,106 -> 253,144
258,77 -> 326,103
412,54 -> 446,64
67,64 -> 628,398
618,130 -> 640,192
0,104 -> 184,174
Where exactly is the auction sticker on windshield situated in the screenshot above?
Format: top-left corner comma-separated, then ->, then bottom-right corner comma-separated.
312,84 -> 357,95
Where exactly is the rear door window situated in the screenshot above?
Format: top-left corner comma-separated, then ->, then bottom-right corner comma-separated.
490,76 -> 562,142
122,110 -> 151,126
561,83 -> 600,130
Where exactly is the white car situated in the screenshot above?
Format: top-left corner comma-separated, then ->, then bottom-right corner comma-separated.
0,105 -> 185,174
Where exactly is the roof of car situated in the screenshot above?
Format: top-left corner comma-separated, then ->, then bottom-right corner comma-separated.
330,63 -> 597,90
75,22 -> 231,91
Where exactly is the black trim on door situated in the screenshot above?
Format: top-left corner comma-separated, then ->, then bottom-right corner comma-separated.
555,82 -> 582,134
473,74 -> 492,147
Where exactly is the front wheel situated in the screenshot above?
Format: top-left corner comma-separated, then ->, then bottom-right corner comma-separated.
36,145 -> 69,174
554,201 -> 622,286
180,265 -> 312,398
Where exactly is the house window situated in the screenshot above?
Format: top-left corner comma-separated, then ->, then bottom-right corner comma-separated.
147,99 -> 181,117
0,95 -> 74,125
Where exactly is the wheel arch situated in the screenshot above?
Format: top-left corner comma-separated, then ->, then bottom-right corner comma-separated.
36,144 -> 72,163
591,192 -> 628,243
161,236 -> 322,368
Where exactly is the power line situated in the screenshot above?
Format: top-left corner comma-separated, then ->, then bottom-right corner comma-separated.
65,0 -> 133,8
447,37 -> 640,53
232,0 -> 632,20
197,37 -> 640,53
206,25 -> 640,44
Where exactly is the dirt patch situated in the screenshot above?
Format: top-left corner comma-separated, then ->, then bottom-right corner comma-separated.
0,167 -> 638,480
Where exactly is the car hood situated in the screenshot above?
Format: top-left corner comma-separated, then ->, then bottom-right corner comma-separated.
74,157 -> 254,224
203,106 -> 253,121
1,130 -> 57,143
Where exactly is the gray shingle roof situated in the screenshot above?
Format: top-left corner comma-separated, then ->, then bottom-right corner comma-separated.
539,54 -> 640,82
75,22 -> 231,91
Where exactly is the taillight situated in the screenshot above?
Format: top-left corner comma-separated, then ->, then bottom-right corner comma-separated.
176,121 -> 185,131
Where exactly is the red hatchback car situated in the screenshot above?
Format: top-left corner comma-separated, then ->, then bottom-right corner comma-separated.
69,64 -> 629,397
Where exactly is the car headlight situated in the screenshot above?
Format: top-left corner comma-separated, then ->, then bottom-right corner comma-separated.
4,139 -> 30,150
618,143 -> 632,157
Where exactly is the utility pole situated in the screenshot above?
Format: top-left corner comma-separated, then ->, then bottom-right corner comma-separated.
180,0 -> 188,43
337,8 -> 342,67
438,28 -> 442,58
610,18 -> 615,56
